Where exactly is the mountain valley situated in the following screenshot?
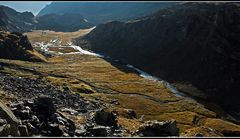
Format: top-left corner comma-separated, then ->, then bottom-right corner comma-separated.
0,1 -> 240,137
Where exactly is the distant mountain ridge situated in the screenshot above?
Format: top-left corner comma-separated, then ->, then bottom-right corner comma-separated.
0,2 -> 174,32
37,2 -> 175,25
35,13 -> 93,32
0,5 -> 92,32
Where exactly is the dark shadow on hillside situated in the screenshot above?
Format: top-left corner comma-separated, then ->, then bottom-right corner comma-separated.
101,56 -> 140,75
98,55 -> 240,124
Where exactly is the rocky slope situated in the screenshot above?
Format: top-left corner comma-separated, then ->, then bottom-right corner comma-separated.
0,31 -> 46,62
0,28 -> 240,137
0,6 -> 36,32
37,2 -> 175,25
35,13 -> 93,32
75,2 -> 240,118
0,66 -> 180,137
0,5 -> 92,32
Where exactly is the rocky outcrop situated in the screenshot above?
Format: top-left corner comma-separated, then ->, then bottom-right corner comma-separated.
0,31 -> 47,62
76,2 -> 240,118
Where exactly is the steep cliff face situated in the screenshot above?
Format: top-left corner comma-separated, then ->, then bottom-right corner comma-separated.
0,6 -> 36,32
76,2 -> 240,115
37,2 -> 175,24
0,8 -> 8,31
0,31 -> 46,62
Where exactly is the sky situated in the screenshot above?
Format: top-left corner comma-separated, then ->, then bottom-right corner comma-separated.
0,1 -> 52,15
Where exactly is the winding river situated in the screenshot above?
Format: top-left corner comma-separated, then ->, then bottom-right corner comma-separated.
35,40 -> 239,122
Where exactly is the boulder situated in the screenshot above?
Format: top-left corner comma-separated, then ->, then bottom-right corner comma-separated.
0,124 -> 10,136
27,123 -> 39,135
33,96 -> 56,118
0,119 -> 7,126
18,125 -> 29,136
75,129 -> 87,137
89,125 -> 111,136
48,123 -> 63,137
94,109 -> 117,127
111,99 -> 120,105
60,108 -> 78,115
135,120 -> 179,137
10,101 -> 24,110
125,109 -> 137,119
0,101 -> 20,136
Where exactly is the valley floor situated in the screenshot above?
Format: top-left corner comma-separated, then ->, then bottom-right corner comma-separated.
1,29 -> 240,137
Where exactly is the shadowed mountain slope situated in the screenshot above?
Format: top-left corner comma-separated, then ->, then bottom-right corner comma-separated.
75,2 -> 240,117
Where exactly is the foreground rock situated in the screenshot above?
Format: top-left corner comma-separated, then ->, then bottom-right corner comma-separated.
0,97 -> 183,137
134,120 -> 179,137
9,96 -> 76,137
0,101 -> 19,136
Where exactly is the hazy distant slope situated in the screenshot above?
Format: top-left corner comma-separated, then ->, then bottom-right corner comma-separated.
35,13 -> 94,32
37,2 -> 174,24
